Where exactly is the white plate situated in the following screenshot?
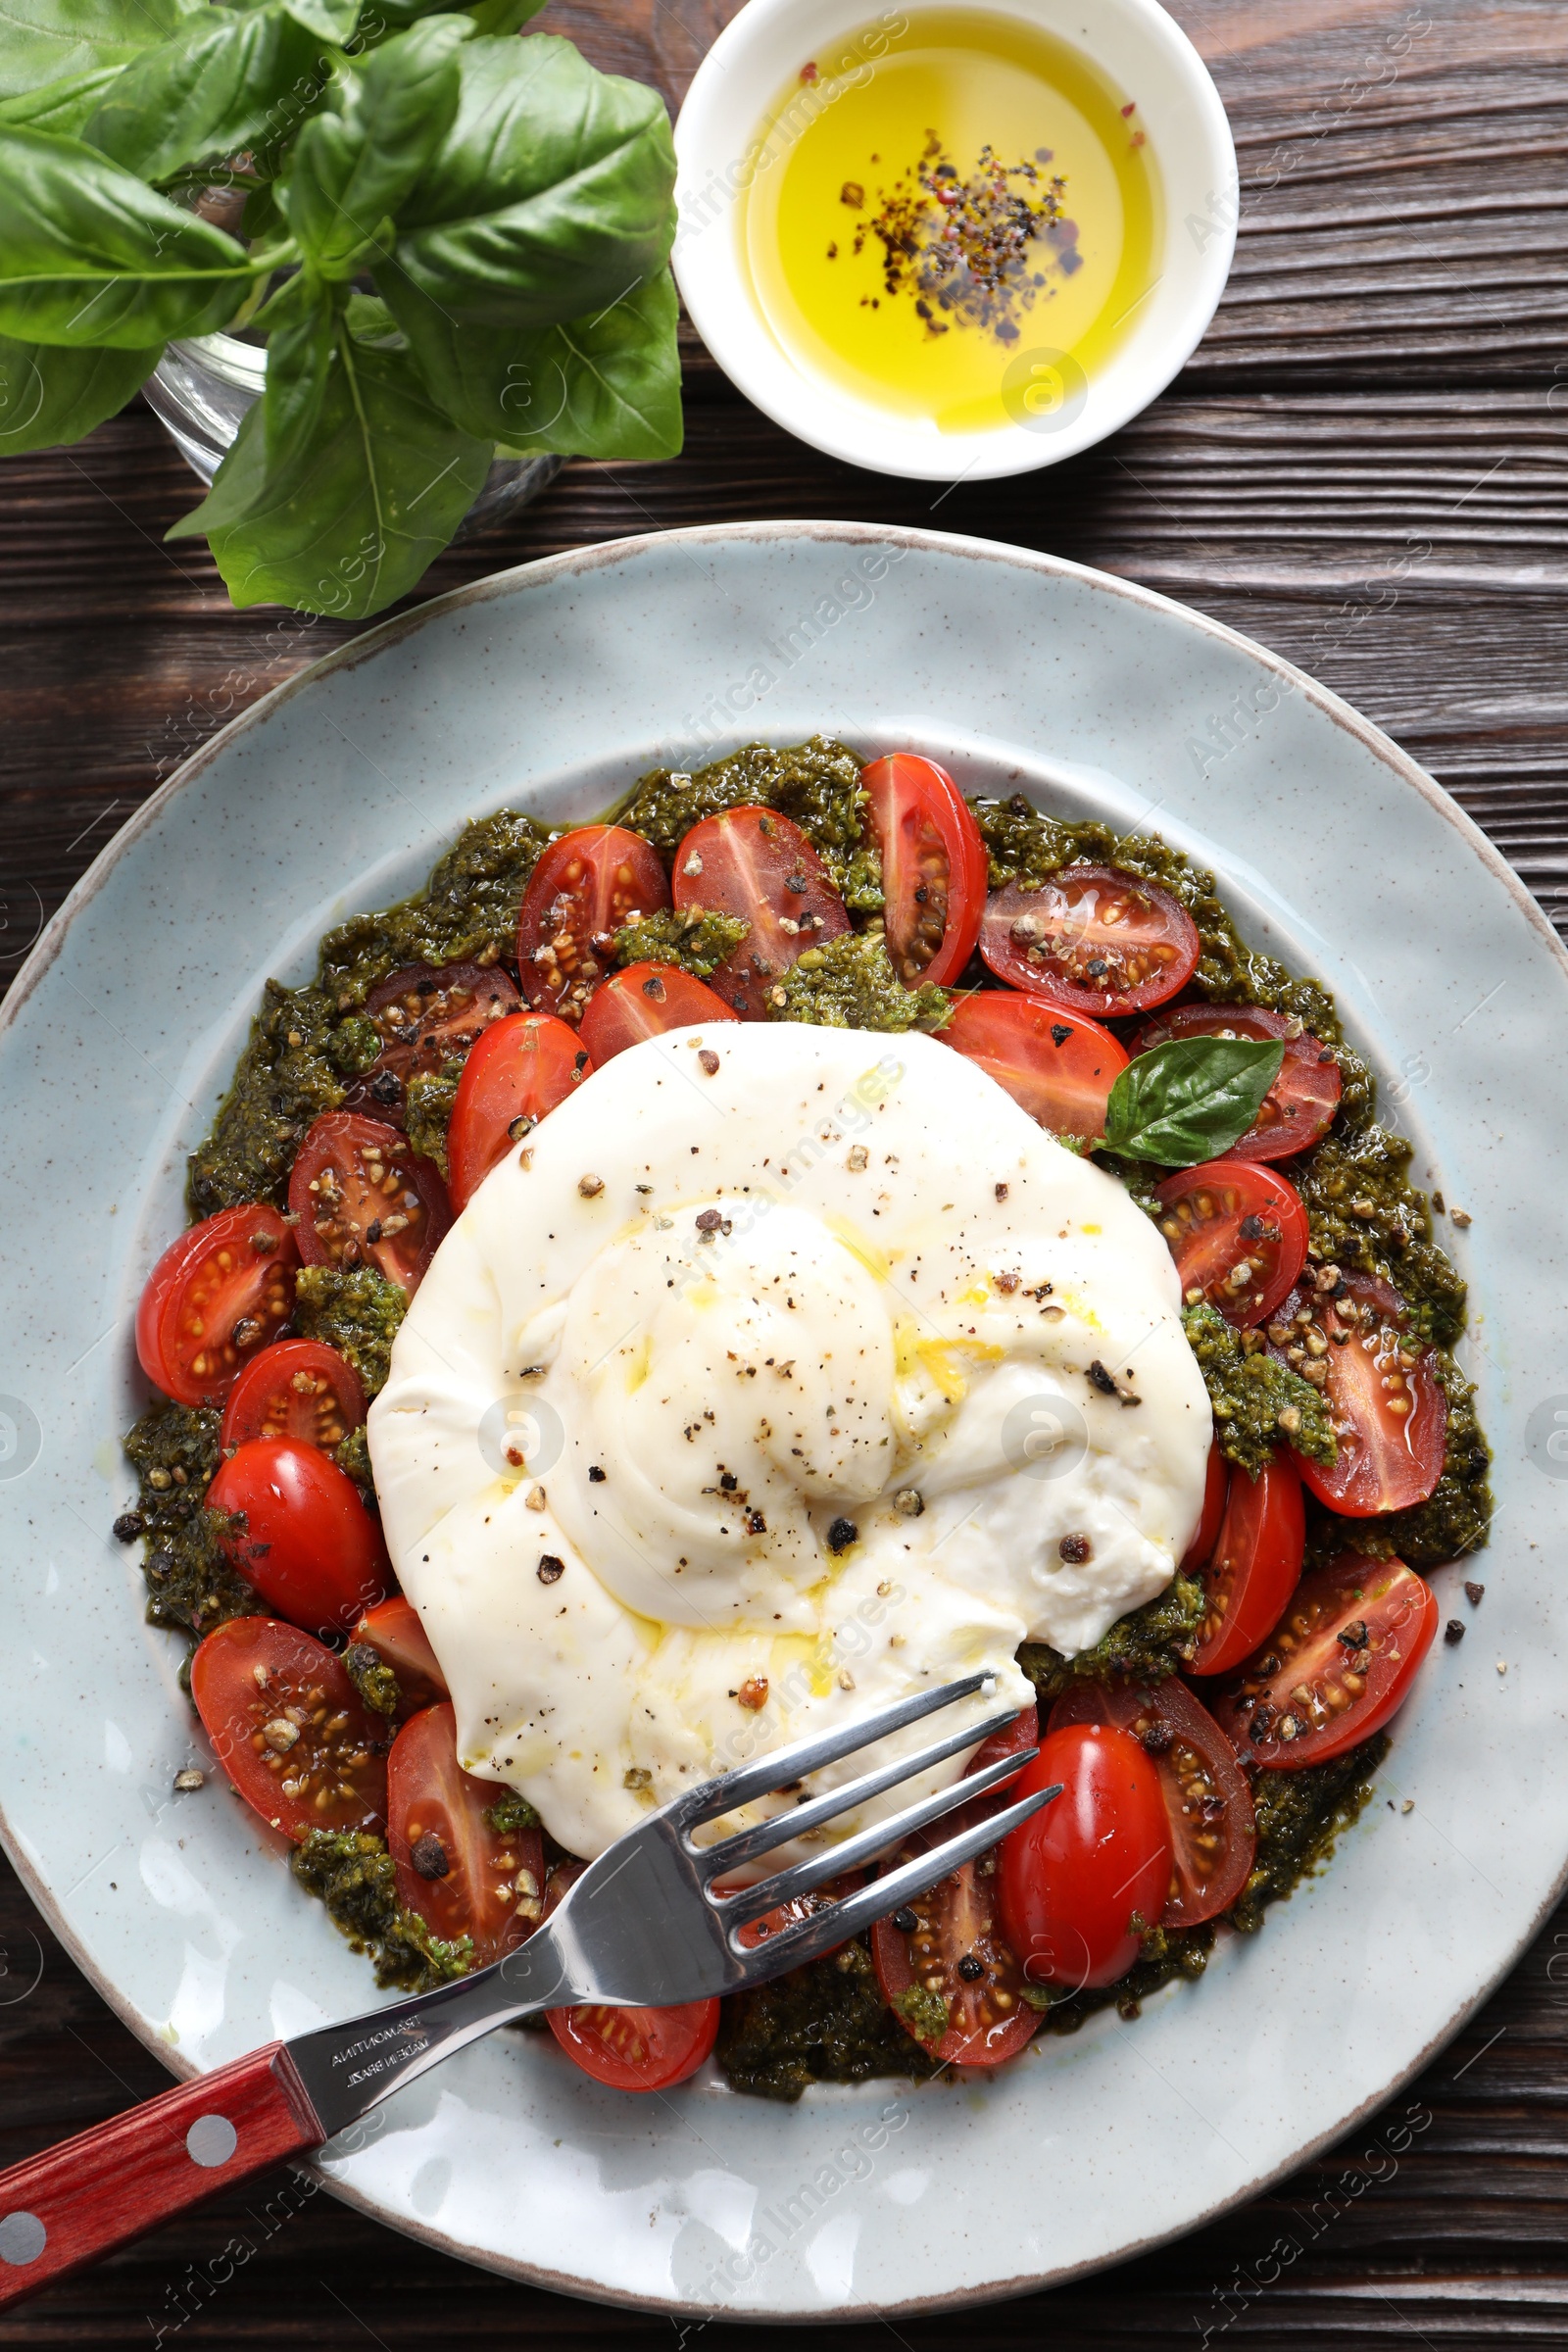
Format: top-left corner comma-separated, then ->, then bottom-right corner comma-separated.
1,523 -> 1563,2321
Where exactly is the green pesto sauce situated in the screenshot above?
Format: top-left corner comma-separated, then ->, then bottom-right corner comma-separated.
333,1422 -> 373,1492
293,1264 -> 407,1398
613,906 -> 751,978
404,1058 -> 464,1178
122,1403 -> 254,1642
616,738 -> 883,913
1290,1129 -> 1466,1348
483,1791 -> 542,1835
773,933 -> 950,1033
716,1936 -> 939,2102
291,1830 -> 473,1992
187,811 -> 548,1216
1226,1736 -> 1389,1935
1182,1301 -> 1337,1476
1034,1921 -> 1215,2034
343,1642 -> 401,1719
1018,1571 -> 1203,1699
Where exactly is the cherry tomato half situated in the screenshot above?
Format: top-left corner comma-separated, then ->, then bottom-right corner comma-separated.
389,1703 -> 542,1968
577,962 -> 738,1063
940,993 -> 1128,1142
1153,1158 -> 1309,1329
543,1860 -> 719,2091
1048,1681 -> 1256,1928
1133,1004 -> 1343,1163
997,1725 -> 1172,1992
135,1205 -> 298,1407
1213,1553 -> 1438,1770
349,1595 -> 450,1720
342,960 -> 520,1126
1266,1273 -> 1446,1517
712,1870 -> 865,1960
515,826 -> 670,1025
980,865 -> 1200,1016
209,1436 -> 390,1638
289,1111 -> 452,1295
860,754 -> 988,989
1188,1454 -> 1304,1678
672,807 -> 850,1019
190,1616 -> 387,1838
220,1339 -> 366,1454
446,1009 -> 590,1213
1180,1438 -> 1229,1575
870,1837 -> 1037,2069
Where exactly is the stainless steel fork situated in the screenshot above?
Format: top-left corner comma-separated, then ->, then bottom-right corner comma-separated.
0,1672 -> 1057,2308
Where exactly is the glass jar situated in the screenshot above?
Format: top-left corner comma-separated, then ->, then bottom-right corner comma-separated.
145,332 -> 563,534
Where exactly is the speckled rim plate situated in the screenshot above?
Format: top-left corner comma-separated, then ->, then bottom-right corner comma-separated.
1,523 -> 1565,2323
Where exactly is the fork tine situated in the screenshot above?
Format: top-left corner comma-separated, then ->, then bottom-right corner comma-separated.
699,1703 -> 1024,1879
681,1671 -> 1000,1828
717,1745 -> 1039,1930
731,1783 -> 1062,1978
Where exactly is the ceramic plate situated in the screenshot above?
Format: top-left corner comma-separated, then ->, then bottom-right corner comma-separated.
2,523 -> 1564,2321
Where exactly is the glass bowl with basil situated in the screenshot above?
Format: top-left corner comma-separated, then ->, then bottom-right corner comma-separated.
0,0 -> 682,617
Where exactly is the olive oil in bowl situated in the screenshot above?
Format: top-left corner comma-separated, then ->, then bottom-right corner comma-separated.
741,8 -> 1162,437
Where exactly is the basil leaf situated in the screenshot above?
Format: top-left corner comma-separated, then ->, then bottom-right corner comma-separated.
396,266 -> 681,457
383,36 -> 675,331
0,0 -> 195,100
279,17 -> 466,274
168,319 -> 489,617
0,65 -> 126,136
1101,1036 -> 1286,1166
259,275 -> 336,462
0,126 -> 262,346
369,0 -> 547,35
83,6 -> 326,184
0,328 -> 157,450
277,0 -> 359,40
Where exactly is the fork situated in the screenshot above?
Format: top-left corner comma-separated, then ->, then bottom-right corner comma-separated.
0,1671 -> 1057,2308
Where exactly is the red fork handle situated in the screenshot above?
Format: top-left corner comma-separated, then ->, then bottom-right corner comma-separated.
0,2043 -> 323,2310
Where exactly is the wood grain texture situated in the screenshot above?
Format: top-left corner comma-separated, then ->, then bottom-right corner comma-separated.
1,0 -> 1566,2340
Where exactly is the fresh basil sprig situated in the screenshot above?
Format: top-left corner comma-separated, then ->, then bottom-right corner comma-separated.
0,0 -> 682,615
1100,1035 -> 1286,1166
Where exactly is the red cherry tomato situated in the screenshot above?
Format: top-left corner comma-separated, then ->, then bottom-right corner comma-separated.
350,1595 -> 450,1720
712,1870 -> 865,1959
388,1703 -> 543,1968
577,962 -> 739,1063
515,826 -> 670,1025
135,1205 -> 298,1407
1133,1004 -> 1343,1163
1048,1680 -> 1256,1927
939,993 -> 1127,1142
543,1860 -> 719,2091
342,960 -> 520,1126
671,807 -> 850,1019
220,1339 -> 366,1454
1188,1454 -> 1304,1678
997,1725 -> 1172,1992
208,1436 -> 390,1638
1267,1273 -> 1446,1516
869,1839 -> 1037,2069
1153,1158 -> 1308,1329
1212,1553 -> 1438,1770
860,754 -> 988,989
190,1616 -> 387,1838
980,865 -> 1200,1016
289,1111 -> 451,1295
1181,1438 -> 1229,1574
446,1009 -> 590,1212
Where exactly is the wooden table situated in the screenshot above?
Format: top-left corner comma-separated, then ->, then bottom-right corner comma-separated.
2,0 -> 1565,2340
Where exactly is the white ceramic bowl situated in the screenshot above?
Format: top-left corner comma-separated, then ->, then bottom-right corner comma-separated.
672,0 -> 1237,480
1,523 -> 1564,2320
